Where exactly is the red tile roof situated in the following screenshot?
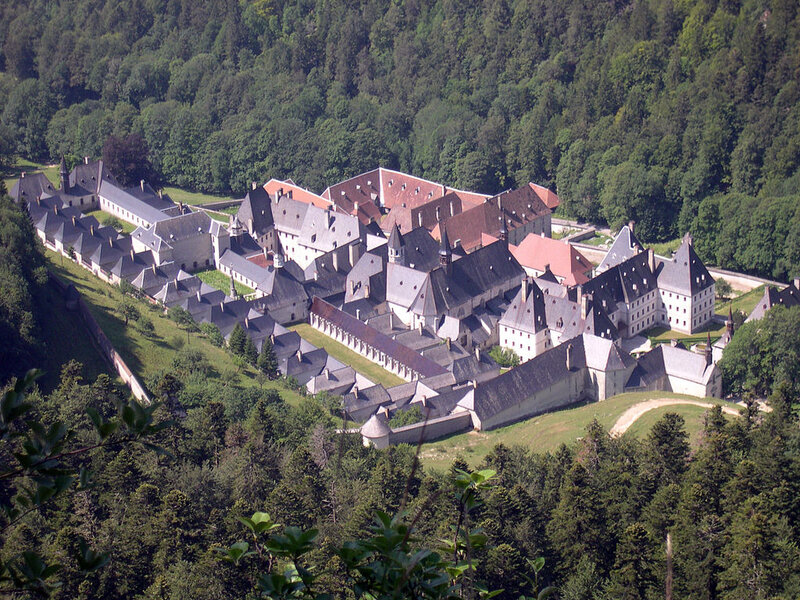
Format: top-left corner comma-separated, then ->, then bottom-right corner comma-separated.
529,183 -> 560,210
264,179 -> 331,209
485,232 -> 592,285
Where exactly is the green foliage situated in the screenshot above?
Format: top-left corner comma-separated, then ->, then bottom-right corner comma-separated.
715,278 -> 733,300
257,338 -> 279,379
199,322 -> 224,347
228,322 -> 247,356
117,299 -> 140,326
488,346 -> 520,369
388,405 -> 424,428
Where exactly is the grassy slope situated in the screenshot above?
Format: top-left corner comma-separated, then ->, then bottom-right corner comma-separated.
195,267 -> 255,296
419,391 -> 741,471
290,323 -> 405,388
45,250 -> 305,405
35,276 -> 115,392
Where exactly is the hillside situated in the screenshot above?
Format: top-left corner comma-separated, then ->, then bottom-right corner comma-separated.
2,0 -> 800,279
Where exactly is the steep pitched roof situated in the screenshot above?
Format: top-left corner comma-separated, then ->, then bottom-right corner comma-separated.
264,179 -> 331,209
237,187 -> 274,235
529,183 -> 560,210
499,279 -> 548,334
747,283 -> 800,322
583,252 -> 657,309
597,225 -> 644,273
9,173 -> 56,203
657,236 -> 714,296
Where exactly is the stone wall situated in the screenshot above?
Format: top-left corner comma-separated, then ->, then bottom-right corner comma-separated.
387,410 -> 473,445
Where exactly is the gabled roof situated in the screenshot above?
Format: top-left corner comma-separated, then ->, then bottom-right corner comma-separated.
507,232 -> 592,285
9,173 -> 56,203
597,225 -> 644,273
529,183 -> 560,210
657,235 -> 714,296
98,178 -> 173,225
69,160 -> 116,196
630,344 -> 715,387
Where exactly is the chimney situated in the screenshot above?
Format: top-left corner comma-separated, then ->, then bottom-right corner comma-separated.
130,248 -> 135,260
244,316 -> 250,329
151,263 -> 157,274
20,172 -> 25,178
140,179 -> 145,191
628,220 -> 635,235
296,349 -> 303,362
158,189 -> 163,199
576,284 -> 583,306
90,224 -> 95,236
71,215 -> 77,226
364,283 -> 369,297
332,250 -> 339,272
84,156 -> 89,164
196,289 -> 202,302
356,308 -> 361,320
108,237 -> 114,248
354,201 -> 359,212
705,332 -> 712,366
446,338 -> 451,350
252,181 -> 257,190
544,263 -> 550,273
581,292 -> 590,320
648,248 -> 656,273
472,379 -> 478,389
352,384 -> 359,398
418,321 -> 423,334
521,277 -> 529,302
794,277 -> 800,290
270,333 -> 275,345
325,209 -> 332,229
348,242 -> 361,267
475,346 -> 481,361
566,343 -> 575,371
324,368 -> 331,380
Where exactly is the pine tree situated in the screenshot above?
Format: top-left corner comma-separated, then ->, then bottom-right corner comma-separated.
257,337 -> 279,379
243,336 -> 258,366
228,323 -> 247,356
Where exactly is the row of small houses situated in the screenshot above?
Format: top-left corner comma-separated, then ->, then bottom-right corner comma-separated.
26,195 -> 366,396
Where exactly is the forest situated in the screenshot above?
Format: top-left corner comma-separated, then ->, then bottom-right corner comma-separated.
1,0 -> 800,279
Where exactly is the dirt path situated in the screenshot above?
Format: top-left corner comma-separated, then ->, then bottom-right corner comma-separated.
610,399 -> 739,437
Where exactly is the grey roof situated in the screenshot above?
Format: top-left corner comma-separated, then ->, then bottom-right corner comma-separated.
387,223 -> 404,250
98,178 -> 172,225
236,187 -> 274,236
499,280 -> 548,334
307,366 -> 356,395
598,225 -> 643,272
10,173 -> 56,203
343,384 -> 392,422
284,348 -> 330,384
747,284 -> 800,322
109,251 -> 157,280
361,413 -> 392,438
69,160 -> 116,196
629,344 -> 714,387
272,194 -> 308,236
151,211 -> 213,245
657,237 -> 714,296
583,252 -> 657,309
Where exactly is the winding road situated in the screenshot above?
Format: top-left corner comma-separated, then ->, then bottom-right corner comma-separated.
610,399 -> 740,437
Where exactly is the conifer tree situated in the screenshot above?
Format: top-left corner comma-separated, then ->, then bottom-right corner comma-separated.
243,336 -> 258,366
257,337 -> 279,379
228,322 -> 247,356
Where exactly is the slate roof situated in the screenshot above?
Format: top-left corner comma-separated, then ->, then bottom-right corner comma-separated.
628,344 -> 714,388
151,211 -> 213,245
10,173 -> 56,203
747,282 -> 800,322
237,187 -> 274,236
69,160 -> 116,196
582,252 -> 657,310
499,279 -> 548,334
597,224 -> 644,273
343,384 -> 392,422
98,178 -> 172,225
311,297 -> 448,378
657,236 -> 714,296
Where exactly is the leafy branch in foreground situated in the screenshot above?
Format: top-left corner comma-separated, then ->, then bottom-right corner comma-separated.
0,368 -> 173,596
221,468 -> 554,599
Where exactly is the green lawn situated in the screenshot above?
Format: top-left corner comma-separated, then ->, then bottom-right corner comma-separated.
552,228 -> 578,240
583,233 -> 612,247
84,209 -> 137,234
45,250 -> 305,405
647,238 -> 681,258
418,391 -> 741,471
290,323 -> 405,388
163,186 -> 237,206
622,403 -> 728,447
3,159 -> 59,192
715,285 -> 764,317
196,267 -> 255,296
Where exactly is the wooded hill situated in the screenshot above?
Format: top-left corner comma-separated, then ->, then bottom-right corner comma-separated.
1,0 -> 800,279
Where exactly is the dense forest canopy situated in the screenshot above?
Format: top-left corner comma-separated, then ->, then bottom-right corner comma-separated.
1,0 -> 800,273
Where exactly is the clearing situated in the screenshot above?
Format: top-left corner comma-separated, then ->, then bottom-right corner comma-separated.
163,186 -> 237,206
419,391 -> 741,471
609,398 -> 739,436
195,267 -> 255,296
